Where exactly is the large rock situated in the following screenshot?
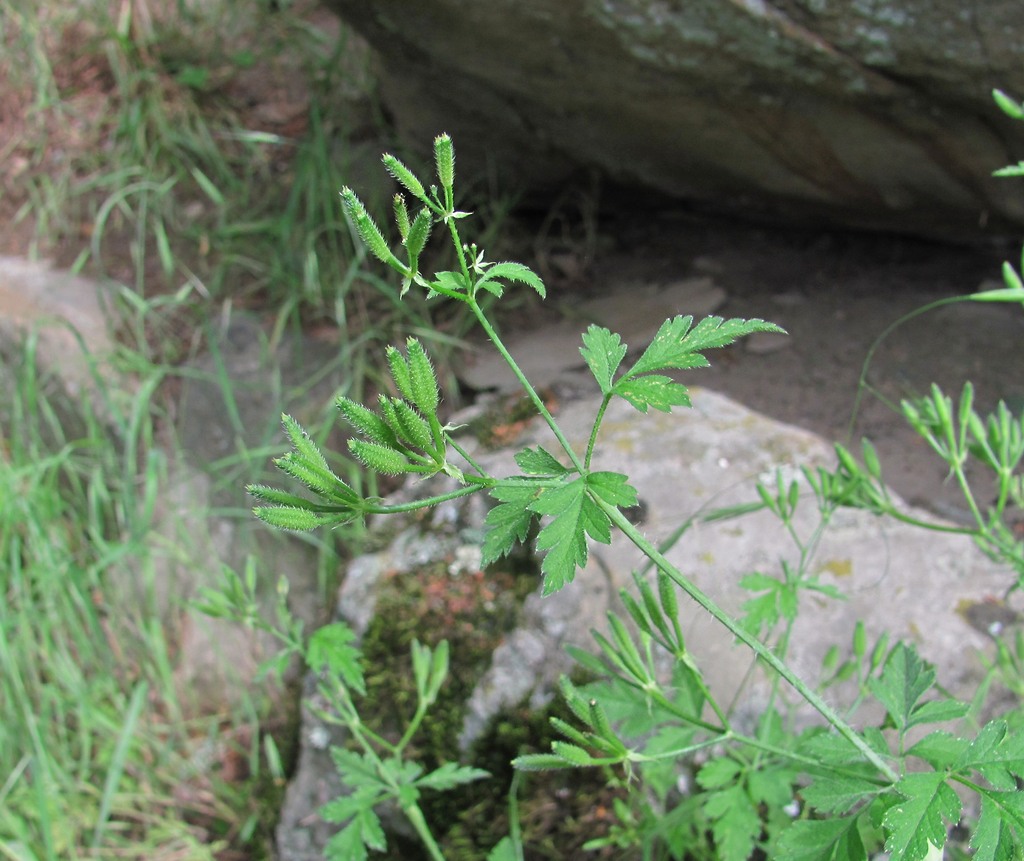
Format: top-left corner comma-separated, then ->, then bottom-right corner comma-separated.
278,387 -> 1018,854
326,0 -> 1024,237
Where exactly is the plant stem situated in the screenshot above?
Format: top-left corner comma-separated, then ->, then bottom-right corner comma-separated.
403,802 -> 447,861
598,499 -> 901,783
467,297 -> 586,474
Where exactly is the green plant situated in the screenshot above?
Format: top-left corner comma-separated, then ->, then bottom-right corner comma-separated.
249,126 -> 1024,861
0,332 -> 239,860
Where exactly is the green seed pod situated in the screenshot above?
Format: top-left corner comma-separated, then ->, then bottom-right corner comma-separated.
391,399 -> 435,452
382,153 -> 427,201
377,394 -> 406,443
853,620 -> 867,658
587,699 -> 615,743
274,452 -> 337,497
386,345 -> 416,404
340,187 -> 392,263
348,439 -> 413,475
405,338 -> 440,415
434,133 -> 455,192
405,208 -> 433,259
393,193 -> 410,241
254,506 -> 325,531
337,396 -> 398,448
551,742 -> 595,767
281,414 -> 330,473
657,572 -> 679,622
861,439 -> 882,479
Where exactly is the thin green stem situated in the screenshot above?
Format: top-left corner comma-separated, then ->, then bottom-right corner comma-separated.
585,394 -> 613,471
402,801 -> 447,861
362,481 -> 491,515
597,499 -> 901,783
468,297 -> 586,474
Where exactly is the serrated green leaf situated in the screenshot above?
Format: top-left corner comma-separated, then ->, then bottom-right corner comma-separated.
907,698 -> 969,730
514,446 -> 568,476
580,325 -> 627,394
697,758 -> 742,789
529,478 -> 602,594
481,484 -> 538,565
475,261 -> 546,298
869,643 -> 936,732
323,807 -> 386,861
416,762 -> 489,791
907,731 -> 969,771
801,775 -> 882,814
612,374 -> 691,413
628,315 -> 784,377
319,786 -> 381,825
331,748 -> 389,790
703,784 -> 762,861
307,622 -> 365,695
883,772 -> 960,861
588,471 -> 639,508
972,791 -> 1024,861
775,815 -> 866,861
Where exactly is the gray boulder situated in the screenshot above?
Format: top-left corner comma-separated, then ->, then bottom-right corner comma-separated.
326,0 -> 1024,237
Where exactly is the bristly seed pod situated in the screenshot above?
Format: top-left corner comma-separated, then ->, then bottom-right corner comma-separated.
348,438 -> 413,475
390,399 -> 435,452
405,208 -> 432,259
386,345 -> 416,405
340,187 -> 392,263
434,133 -> 454,192
393,193 -> 410,241
382,153 -> 427,201
336,396 -> 399,449
405,337 -> 439,415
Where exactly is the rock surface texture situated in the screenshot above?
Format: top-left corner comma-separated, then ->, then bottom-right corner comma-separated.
327,0 -> 1024,237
